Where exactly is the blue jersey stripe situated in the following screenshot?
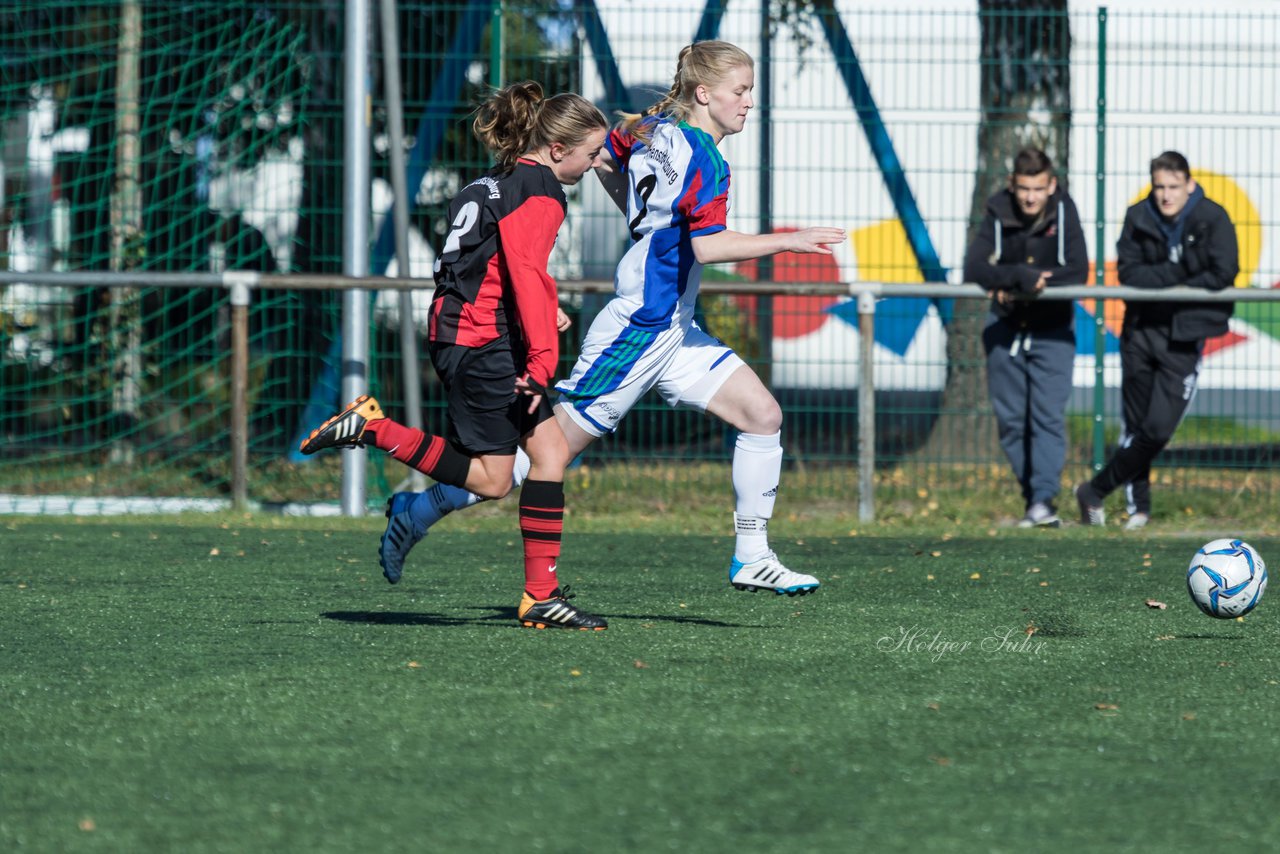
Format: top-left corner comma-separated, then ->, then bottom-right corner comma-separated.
563,326 -> 660,403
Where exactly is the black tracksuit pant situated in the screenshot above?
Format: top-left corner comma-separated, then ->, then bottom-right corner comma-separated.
1089,322 -> 1203,506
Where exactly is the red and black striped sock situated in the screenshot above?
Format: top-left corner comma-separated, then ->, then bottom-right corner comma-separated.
363,419 -> 471,488
519,479 -> 564,601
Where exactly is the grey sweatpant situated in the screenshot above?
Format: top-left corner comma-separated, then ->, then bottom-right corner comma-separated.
982,312 -> 1076,508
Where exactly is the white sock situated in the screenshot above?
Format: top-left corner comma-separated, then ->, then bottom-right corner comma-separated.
732,431 -> 782,563
511,446 -> 531,489
412,447 -> 533,526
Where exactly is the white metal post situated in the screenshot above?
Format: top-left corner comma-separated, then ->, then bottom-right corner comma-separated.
341,0 -> 373,516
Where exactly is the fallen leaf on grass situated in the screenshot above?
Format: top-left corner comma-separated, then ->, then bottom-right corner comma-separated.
1094,703 -> 1119,711
1145,599 -> 1168,610
79,818 -> 96,832
1182,712 -> 1197,721
1156,635 -> 1177,641
927,702 -> 940,712
633,660 -> 648,669
209,548 -> 220,556
930,755 -> 951,766
407,661 -> 422,669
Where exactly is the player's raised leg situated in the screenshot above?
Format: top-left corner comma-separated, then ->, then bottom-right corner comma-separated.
378,451 -> 533,584
299,395 -> 472,488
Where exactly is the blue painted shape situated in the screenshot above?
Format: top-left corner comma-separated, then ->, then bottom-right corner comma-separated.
290,0 -> 494,461
1073,303 -> 1120,356
815,10 -> 944,284
826,296 -> 932,358
693,0 -> 726,42
370,0 -> 495,275
814,7 -> 948,350
578,0 -> 635,114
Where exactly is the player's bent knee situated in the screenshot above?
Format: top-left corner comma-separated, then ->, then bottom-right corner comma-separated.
470,478 -> 513,501
743,400 -> 783,435
466,464 -> 516,501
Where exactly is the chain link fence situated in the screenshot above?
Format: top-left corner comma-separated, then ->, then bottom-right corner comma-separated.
2,1 -> 1278,518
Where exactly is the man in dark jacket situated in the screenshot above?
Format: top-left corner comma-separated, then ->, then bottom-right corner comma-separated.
1075,150 -> 1238,528
964,148 -> 1089,527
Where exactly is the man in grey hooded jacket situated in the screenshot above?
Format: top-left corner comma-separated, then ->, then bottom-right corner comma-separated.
964,147 -> 1089,527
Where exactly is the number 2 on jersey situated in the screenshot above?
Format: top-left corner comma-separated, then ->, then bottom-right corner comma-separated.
628,174 -> 658,242
434,201 -> 480,273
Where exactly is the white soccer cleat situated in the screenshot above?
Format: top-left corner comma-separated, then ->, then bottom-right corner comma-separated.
729,552 -> 820,596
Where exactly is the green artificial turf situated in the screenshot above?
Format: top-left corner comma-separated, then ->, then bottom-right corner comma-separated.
4,515 -> 1280,852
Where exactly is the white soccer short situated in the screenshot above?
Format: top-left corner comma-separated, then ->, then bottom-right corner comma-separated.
554,298 -> 745,437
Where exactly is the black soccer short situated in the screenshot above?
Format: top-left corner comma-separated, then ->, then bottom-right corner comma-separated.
428,337 -> 554,456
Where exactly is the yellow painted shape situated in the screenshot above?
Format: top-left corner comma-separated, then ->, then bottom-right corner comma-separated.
852,219 -> 924,284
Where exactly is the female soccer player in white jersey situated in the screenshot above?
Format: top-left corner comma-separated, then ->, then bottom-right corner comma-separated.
382,41 -> 846,596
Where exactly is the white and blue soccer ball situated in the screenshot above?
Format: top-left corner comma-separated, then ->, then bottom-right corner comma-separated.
1186,539 -> 1267,619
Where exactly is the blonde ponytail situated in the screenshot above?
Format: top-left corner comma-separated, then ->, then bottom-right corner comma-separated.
620,40 -> 753,142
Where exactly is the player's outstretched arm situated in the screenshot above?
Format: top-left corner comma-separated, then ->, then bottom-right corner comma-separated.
691,226 -> 847,265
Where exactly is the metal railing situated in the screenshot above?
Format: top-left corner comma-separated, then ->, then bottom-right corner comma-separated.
3,268 -> 1266,520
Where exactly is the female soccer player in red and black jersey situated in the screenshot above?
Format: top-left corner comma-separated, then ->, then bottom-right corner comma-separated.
301,82 -> 609,630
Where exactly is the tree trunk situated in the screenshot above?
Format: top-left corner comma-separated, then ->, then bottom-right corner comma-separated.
921,0 -> 1072,463
108,0 -> 143,465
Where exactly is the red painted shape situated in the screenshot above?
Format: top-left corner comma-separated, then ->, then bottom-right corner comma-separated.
735,228 -> 842,339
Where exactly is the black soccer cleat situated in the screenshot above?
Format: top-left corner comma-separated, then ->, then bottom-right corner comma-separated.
517,585 -> 607,631
299,394 -> 385,455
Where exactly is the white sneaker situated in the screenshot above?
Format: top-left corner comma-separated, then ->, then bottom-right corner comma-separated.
1123,512 -> 1150,531
729,552 -> 820,596
1074,483 -> 1106,527
1018,502 -> 1061,528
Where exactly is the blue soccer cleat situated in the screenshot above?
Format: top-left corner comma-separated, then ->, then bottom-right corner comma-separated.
379,492 -> 429,585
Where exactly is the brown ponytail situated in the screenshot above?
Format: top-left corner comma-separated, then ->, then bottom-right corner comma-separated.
474,81 -> 607,171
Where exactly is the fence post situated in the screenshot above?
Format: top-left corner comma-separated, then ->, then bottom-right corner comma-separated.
229,280 -> 251,512
380,0 -> 428,493
341,0 -> 373,516
756,2 -> 774,388
1092,5 -> 1109,472
858,289 -> 877,522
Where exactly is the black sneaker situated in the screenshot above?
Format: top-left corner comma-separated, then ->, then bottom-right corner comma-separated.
1074,482 -> 1106,526
517,585 -> 607,631
299,394 -> 385,455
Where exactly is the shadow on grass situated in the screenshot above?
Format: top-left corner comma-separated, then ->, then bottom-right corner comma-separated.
322,607 -> 768,629
323,609 -> 511,627
1172,633 -> 1247,641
